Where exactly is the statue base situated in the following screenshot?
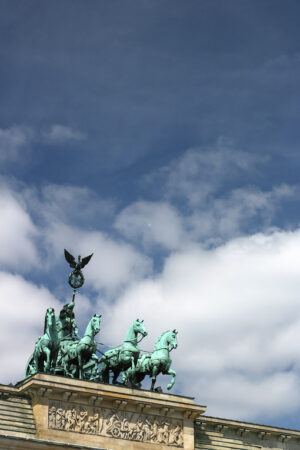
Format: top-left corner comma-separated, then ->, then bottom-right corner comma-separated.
0,373 -> 206,449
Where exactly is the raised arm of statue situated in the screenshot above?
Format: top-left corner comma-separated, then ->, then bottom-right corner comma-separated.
59,301 -> 75,318
71,318 -> 78,336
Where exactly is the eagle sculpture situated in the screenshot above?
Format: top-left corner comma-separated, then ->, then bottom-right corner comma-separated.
64,249 -> 93,274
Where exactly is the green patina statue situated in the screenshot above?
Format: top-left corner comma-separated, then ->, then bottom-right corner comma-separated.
25,303 -> 100,380
57,301 -> 78,338
60,313 -> 101,379
24,249 -> 178,392
25,250 -> 98,380
25,307 -> 58,376
64,249 -> 93,290
100,319 -> 148,385
55,300 -> 78,369
122,329 -> 178,391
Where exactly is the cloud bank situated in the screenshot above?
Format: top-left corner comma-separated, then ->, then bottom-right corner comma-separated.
0,146 -> 300,426
102,229 -> 300,420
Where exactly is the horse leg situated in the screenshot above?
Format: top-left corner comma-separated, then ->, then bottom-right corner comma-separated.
50,347 -> 58,371
33,352 -> 39,374
63,358 -> 68,376
166,369 -> 176,390
63,356 -> 73,378
122,366 -> 138,387
100,359 -> 110,384
121,368 -> 130,385
43,347 -> 51,372
78,350 -> 82,379
112,369 -> 121,385
150,365 -> 159,391
135,372 -> 145,389
131,355 -> 135,370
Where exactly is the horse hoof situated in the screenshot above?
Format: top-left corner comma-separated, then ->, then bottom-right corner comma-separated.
154,386 -> 163,393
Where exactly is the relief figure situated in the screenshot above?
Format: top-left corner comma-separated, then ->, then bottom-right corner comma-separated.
48,401 -> 183,447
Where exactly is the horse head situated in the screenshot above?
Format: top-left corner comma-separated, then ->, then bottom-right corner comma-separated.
44,307 -> 55,332
133,318 -> 148,337
154,329 -> 178,351
91,314 -> 101,334
47,307 -> 55,321
168,329 -> 178,350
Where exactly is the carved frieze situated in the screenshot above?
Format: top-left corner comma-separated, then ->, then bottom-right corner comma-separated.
48,400 -> 184,447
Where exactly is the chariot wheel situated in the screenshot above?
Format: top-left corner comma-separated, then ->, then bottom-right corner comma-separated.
112,427 -> 121,438
68,271 -> 84,289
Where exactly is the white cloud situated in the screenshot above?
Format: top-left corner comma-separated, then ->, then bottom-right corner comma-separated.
0,123 -> 85,162
115,184 -> 297,249
187,184 -> 297,243
43,124 -> 85,143
1,172 -> 300,423
115,201 -> 185,250
100,227 -> 300,421
145,145 -> 267,207
39,183 -> 115,224
44,221 -> 152,294
0,178 -> 150,293
137,147 -> 298,247
0,182 -> 39,271
185,371 -> 300,421
0,125 -> 34,162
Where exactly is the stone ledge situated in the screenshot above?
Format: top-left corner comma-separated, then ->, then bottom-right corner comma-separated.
1,373 -> 206,450
17,373 -> 206,418
197,415 -> 300,438
0,433 -> 108,449
196,416 -> 300,449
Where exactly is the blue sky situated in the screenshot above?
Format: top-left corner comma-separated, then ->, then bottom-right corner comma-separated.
1,0 -> 300,430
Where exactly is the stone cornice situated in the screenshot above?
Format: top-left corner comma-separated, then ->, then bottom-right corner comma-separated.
16,373 -> 206,418
197,415 -> 300,442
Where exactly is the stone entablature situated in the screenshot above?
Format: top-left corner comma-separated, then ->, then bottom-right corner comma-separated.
2,375 -> 300,450
0,373 -> 205,449
196,416 -> 300,449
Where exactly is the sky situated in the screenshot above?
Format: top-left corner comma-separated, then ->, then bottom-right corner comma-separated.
0,0 -> 300,430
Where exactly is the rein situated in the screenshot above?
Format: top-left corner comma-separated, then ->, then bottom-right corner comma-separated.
154,346 -> 174,352
124,335 -> 145,344
95,334 -> 148,358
